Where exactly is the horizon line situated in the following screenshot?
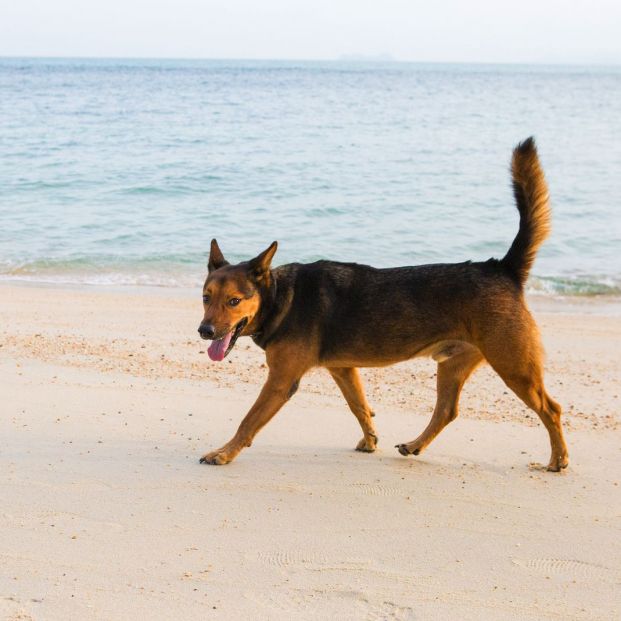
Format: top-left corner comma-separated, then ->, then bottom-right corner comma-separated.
1,54 -> 620,68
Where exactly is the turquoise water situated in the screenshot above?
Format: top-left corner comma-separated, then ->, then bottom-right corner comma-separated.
1,58 -> 620,295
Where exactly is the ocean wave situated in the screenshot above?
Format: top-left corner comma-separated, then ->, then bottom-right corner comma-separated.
527,275 -> 621,297
0,258 -> 203,288
0,271 -> 195,288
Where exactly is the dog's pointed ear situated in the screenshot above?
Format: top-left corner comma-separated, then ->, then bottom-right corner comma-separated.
248,241 -> 278,281
208,239 -> 229,273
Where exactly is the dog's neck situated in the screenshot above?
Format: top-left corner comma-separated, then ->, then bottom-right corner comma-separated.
250,267 -> 290,350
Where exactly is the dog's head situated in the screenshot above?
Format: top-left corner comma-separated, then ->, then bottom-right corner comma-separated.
198,239 -> 278,361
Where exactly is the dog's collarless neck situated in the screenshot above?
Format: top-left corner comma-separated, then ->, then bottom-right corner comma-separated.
251,273 -> 279,349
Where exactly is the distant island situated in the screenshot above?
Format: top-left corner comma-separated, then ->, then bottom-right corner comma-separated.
337,53 -> 395,62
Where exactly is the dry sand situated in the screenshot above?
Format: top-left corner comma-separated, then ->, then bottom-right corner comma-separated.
1,283 -> 620,620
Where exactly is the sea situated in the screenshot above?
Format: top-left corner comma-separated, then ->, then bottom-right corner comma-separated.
1,57 -> 620,296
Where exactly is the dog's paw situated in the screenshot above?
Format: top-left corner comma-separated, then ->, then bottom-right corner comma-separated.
356,434 -> 378,453
546,454 -> 569,472
395,442 -> 421,456
199,449 -> 232,465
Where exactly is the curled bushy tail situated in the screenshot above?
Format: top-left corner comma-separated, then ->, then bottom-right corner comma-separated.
502,137 -> 551,287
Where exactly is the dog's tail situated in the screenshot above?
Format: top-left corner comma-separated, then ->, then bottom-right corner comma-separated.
501,137 -> 551,288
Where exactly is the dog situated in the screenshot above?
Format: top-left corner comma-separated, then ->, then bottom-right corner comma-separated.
197,137 -> 568,472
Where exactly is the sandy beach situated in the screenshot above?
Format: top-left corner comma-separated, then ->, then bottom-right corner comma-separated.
1,282 -> 620,620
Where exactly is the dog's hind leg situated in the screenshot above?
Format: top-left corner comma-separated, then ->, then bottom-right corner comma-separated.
396,346 -> 483,458
328,367 -> 378,452
482,333 -> 568,472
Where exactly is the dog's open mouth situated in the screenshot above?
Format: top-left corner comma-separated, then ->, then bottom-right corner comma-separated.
207,318 -> 248,362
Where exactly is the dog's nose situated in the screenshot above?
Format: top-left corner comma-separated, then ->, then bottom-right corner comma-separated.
198,323 -> 215,339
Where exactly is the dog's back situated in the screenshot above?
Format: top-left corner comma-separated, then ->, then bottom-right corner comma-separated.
269,258 -> 520,365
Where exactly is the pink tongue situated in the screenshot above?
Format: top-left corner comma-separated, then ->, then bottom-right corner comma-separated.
207,331 -> 233,362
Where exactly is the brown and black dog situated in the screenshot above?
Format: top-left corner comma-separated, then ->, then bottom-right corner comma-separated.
198,138 -> 568,471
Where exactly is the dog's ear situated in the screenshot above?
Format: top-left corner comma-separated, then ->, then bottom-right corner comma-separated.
208,239 -> 229,273
248,241 -> 278,281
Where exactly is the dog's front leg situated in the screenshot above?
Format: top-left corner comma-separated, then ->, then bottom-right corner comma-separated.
200,353 -> 307,465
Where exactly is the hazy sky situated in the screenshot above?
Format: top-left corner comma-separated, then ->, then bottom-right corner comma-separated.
1,0 -> 620,64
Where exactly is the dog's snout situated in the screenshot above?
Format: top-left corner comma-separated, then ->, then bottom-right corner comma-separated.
198,323 -> 215,339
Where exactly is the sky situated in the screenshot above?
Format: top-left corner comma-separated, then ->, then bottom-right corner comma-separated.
1,0 -> 620,65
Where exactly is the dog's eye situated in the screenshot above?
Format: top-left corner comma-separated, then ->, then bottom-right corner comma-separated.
202,295 -> 210,304
228,297 -> 241,307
